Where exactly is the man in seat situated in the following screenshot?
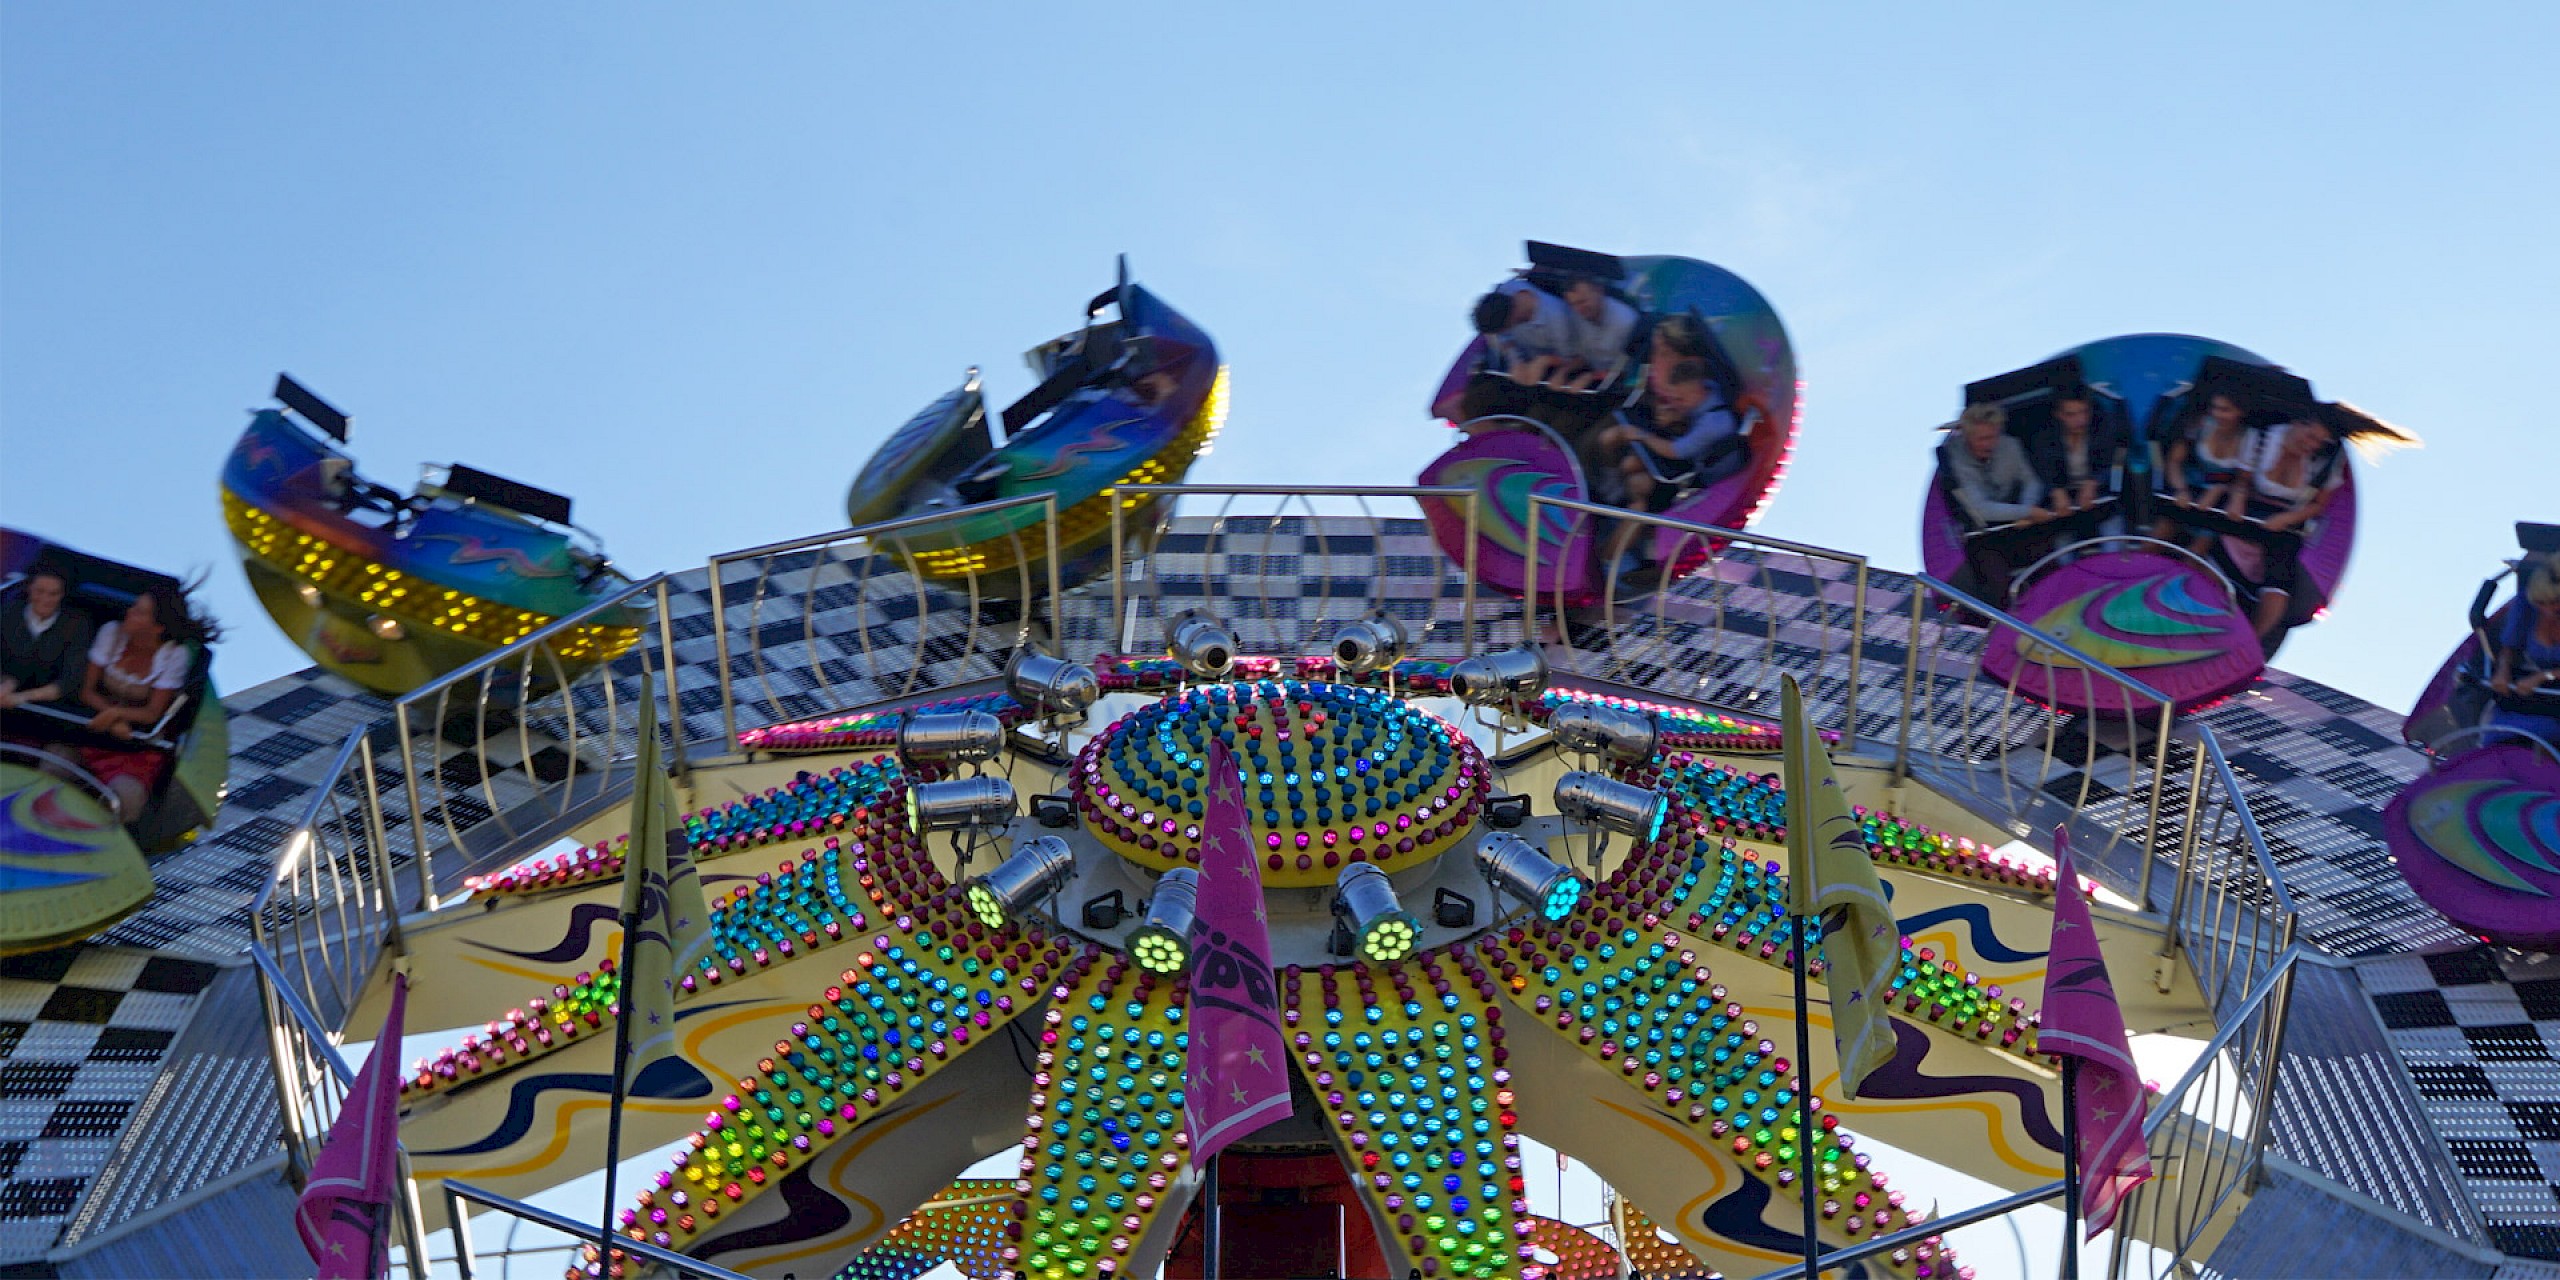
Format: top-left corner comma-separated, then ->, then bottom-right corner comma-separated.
1941,403 -> 2060,608
0,563 -> 93,726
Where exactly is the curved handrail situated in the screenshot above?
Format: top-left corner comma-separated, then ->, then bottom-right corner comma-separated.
2010,533 -> 2243,604
0,740 -> 126,820
2423,721 -> 2560,768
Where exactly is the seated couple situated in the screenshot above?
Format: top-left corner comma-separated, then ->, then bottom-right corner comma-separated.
1,564 -> 216,822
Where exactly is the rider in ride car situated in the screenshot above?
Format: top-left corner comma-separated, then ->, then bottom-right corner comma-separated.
1596,358 -> 1744,513
75,581 -> 214,821
1554,272 -> 1639,383
1941,402 -> 2059,608
2490,559 -> 2560,744
2155,391 -> 2255,548
0,563 -> 93,722
2031,391 -> 2123,540
2225,407 -> 2346,648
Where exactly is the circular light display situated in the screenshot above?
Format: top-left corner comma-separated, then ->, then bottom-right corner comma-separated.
1076,679 -> 1488,887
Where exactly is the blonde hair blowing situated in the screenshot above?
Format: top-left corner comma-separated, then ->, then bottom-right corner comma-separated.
2528,558 -> 2560,608
1958,403 -> 2006,431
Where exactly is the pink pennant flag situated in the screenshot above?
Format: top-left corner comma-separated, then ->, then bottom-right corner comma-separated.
1182,738 -> 1293,1164
296,973 -> 409,1279
2040,831 -> 2155,1239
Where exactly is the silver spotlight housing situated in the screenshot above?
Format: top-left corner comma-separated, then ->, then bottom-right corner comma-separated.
1548,703 -> 1659,763
1449,645 -> 1548,707
1127,868 -> 1200,975
1330,611 -> 1411,675
1553,771 -> 1669,842
896,710 -> 1006,766
963,835 -> 1077,929
1475,831 -> 1586,923
1006,651 -> 1100,720
1333,862 -> 1421,963
905,776 -> 1018,833
1164,609 -> 1238,680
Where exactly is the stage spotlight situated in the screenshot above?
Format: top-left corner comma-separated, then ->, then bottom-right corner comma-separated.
1548,703 -> 1658,763
962,835 -> 1076,929
1007,651 -> 1100,720
1332,863 -> 1420,963
1163,610 -> 1237,680
1330,611 -> 1410,675
1475,831 -> 1586,923
896,710 -> 1006,766
906,776 -> 1017,833
1127,868 -> 1200,976
1449,645 -> 1548,707
1553,771 -> 1668,842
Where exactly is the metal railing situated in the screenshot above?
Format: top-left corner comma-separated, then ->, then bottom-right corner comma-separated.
705,494 -> 1060,745
1893,576 -> 2179,901
250,728 -> 401,1032
2158,730 -> 2301,1014
1522,494 -> 1876,751
442,1180 -> 750,1280
1743,951 -> 2305,1280
392,574 -> 682,912
1100,484 -> 1488,661
2108,948 -> 2301,1279
248,946 -> 431,1279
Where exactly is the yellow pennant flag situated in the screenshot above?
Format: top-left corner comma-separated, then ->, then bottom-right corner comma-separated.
618,667 -> 711,1085
1782,674 -> 1900,1099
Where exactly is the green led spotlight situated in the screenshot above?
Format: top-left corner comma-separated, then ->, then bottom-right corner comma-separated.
1333,862 -> 1419,963
1126,868 -> 1199,975
961,835 -> 1075,929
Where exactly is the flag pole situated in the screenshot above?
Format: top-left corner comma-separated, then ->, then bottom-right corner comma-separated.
2060,1055 -> 2082,1280
596,907 -> 640,1275
1202,1152 -> 1221,1280
1793,919 -> 1820,1280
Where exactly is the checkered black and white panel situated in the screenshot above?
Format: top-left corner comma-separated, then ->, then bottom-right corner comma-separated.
0,950 -> 220,1259
2363,949 -> 2560,1262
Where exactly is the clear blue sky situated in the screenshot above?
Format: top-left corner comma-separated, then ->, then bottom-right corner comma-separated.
5,4 -> 2551,711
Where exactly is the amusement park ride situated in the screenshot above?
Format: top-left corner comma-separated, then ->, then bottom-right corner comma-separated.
3,248 -> 2557,1280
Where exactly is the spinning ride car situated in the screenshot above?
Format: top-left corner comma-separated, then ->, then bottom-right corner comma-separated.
0,530 -> 228,953
1923,335 -> 2394,714
843,259 -> 1228,590
220,375 -> 640,695
2389,523 -> 2560,949
1418,242 -> 1798,603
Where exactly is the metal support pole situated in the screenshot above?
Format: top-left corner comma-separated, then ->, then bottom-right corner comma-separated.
708,564 -> 737,749
1793,920 -> 1819,1280
1203,1152 -> 1222,1280
1843,562 -> 1868,754
596,908 -> 641,1275
1462,493 -> 1480,657
2061,1056 -> 2082,1280
653,579 -> 689,784
395,702 -> 436,911
1893,586 -> 1923,786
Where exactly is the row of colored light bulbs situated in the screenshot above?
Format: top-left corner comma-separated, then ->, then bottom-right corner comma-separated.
223,489 -> 638,659
1652,755 -> 2069,897
1485,820 -> 1970,1276
412,774 -> 937,1099
1011,963 -> 1190,1278
464,759 -> 903,898
613,939 -> 1082,1264
1285,954 -> 1529,1279
737,690 -> 1025,754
